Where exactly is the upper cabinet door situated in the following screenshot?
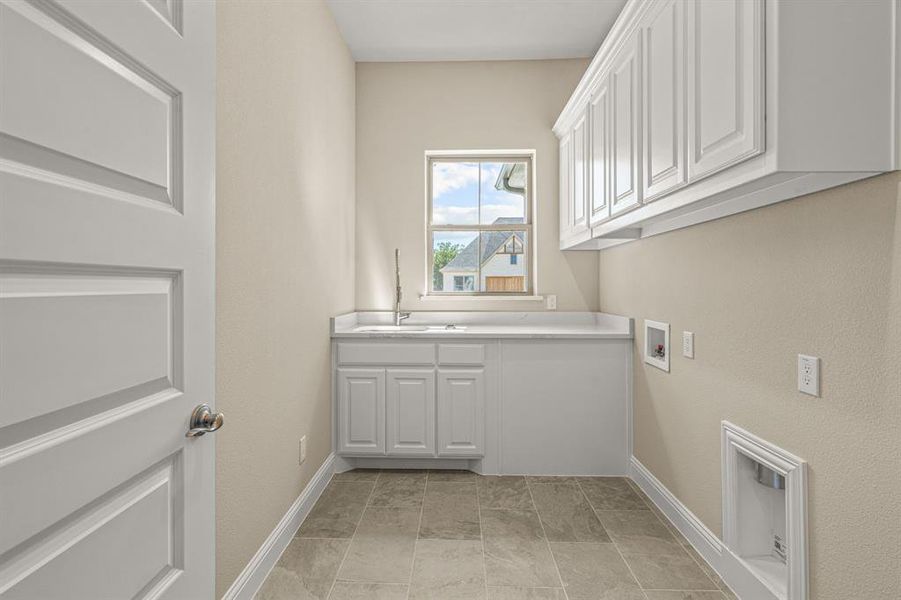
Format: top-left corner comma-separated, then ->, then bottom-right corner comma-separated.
643,0 -> 686,201
337,368 -> 386,455
589,79 -> 611,225
558,132 -> 572,241
611,30 -> 642,216
570,109 -> 589,234
386,369 -> 436,456
687,0 -> 764,181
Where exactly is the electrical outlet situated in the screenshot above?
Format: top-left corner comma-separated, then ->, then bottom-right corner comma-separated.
797,354 -> 820,397
545,294 -> 557,310
299,436 -> 307,465
682,331 -> 694,359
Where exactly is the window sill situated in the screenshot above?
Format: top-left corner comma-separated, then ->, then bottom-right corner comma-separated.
418,294 -> 545,302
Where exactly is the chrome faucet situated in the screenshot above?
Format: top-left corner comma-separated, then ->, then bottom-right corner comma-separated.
394,248 -> 411,326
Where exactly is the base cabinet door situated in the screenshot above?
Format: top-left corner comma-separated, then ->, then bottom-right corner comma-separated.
337,368 -> 385,455
437,369 -> 485,457
386,369 -> 436,455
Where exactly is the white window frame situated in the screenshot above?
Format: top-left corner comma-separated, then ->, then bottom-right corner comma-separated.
425,150 -> 537,297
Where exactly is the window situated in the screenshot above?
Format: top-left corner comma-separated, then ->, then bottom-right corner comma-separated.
453,275 -> 475,291
428,154 -> 533,295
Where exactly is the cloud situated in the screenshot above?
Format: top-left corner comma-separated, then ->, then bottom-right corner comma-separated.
432,162 -> 480,197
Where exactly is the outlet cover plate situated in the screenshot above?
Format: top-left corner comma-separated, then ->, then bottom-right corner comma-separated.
797,354 -> 820,397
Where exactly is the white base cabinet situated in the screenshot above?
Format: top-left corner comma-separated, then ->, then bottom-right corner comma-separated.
337,368 -> 385,455
437,369 -> 485,457
335,344 -> 486,459
386,369 -> 435,455
555,0 -> 898,250
332,333 -> 633,476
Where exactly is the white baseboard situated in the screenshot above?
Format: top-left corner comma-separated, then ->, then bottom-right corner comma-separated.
630,456 -> 781,600
221,453 -> 336,600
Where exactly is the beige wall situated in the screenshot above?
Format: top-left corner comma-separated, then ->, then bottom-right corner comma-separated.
356,60 -> 599,312
216,1 -> 355,595
598,172 -> 901,599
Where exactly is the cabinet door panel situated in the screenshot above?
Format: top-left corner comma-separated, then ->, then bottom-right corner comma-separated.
571,109 -> 589,232
437,369 -> 485,457
558,132 -> 572,242
386,369 -> 436,456
337,368 -> 385,455
611,31 -> 642,215
688,0 -> 764,180
643,0 -> 686,201
589,80 -> 611,224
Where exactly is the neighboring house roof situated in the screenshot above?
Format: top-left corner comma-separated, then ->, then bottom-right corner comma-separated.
441,217 -> 524,273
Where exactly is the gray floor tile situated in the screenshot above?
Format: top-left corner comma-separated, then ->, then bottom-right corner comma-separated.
621,552 -> 717,591
643,592 -> 726,600
481,509 -> 560,587
530,482 -> 610,542
578,477 -> 648,511
549,542 -> 645,600
327,582 -> 409,600
478,476 -> 534,510
333,469 -> 381,482
369,474 -> 426,508
298,482 -> 374,539
596,510 -> 682,555
525,475 -> 579,484
409,539 -> 487,600
419,481 -> 480,540
336,507 -> 420,583
255,538 -> 348,600
258,473 -> 732,600
487,587 -> 566,600
428,469 -> 479,481
379,469 -> 428,480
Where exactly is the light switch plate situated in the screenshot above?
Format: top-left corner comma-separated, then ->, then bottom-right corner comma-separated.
299,435 -> 307,465
682,331 -> 694,358
546,295 -> 557,310
797,354 -> 820,397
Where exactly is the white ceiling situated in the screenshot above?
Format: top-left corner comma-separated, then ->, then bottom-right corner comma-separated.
325,0 -> 628,62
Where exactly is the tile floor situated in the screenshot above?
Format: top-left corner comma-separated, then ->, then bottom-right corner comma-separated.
256,470 -> 738,600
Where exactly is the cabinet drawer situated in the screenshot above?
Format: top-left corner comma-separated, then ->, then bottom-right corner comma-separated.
438,344 -> 485,366
338,342 -> 435,365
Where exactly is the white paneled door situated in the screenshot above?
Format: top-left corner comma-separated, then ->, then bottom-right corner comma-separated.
0,1 -> 215,598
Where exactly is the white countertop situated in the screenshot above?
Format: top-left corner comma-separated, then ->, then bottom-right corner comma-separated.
331,311 -> 633,340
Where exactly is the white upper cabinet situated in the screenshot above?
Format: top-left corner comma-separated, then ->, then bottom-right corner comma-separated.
687,0 -> 764,180
553,0 -> 897,250
589,78 -> 611,225
558,132 -> 572,243
642,0 -> 686,200
570,109 -> 589,233
610,30 -> 642,215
